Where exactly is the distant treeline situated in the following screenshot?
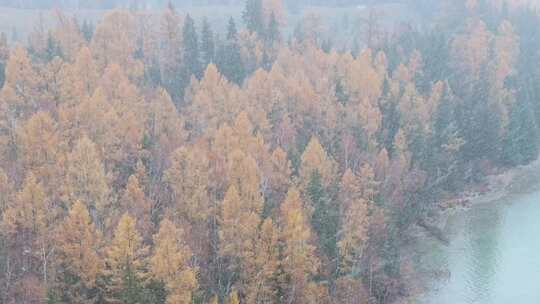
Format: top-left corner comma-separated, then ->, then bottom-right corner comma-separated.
0,0 -> 404,9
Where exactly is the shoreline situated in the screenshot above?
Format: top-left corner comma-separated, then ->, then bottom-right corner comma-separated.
404,157 -> 540,303
427,157 -> 540,233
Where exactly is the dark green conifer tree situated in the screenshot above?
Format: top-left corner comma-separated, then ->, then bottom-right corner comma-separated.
502,97 -> 539,166
180,14 -> 202,98
307,172 -> 338,260
216,17 -> 245,85
265,12 -> 280,47
81,19 -> 94,42
242,0 -> 265,37
200,17 -> 215,69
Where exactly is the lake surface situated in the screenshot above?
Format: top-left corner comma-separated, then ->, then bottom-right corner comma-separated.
416,167 -> 540,303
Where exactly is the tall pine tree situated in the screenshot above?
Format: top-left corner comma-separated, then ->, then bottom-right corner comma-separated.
242,0 -> 265,37
502,97 -> 539,165
216,17 -> 245,85
265,12 -> 280,47
200,17 -> 215,69
181,14 -> 201,99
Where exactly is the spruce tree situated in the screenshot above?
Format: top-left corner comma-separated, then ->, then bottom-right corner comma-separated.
81,19 -> 94,42
44,33 -> 63,61
460,74 -> 502,165
502,98 -> 539,165
0,32 -> 7,88
307,172 -> 339,259
181,14 -> 201,96
200,17 -> 215,68
216,17 -> 245,85
265,12 -> 280,47
242,0 -> 265,37
226,16 -> 238,40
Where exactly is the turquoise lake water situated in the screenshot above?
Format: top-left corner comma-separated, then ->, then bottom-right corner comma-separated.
416,168 -> 540,303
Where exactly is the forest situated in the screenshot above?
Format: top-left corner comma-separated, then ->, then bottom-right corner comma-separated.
0,0 -> 402,9
0,0 -> 539,303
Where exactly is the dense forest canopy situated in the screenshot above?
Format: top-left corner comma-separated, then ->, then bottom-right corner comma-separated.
0,0 -> 539,303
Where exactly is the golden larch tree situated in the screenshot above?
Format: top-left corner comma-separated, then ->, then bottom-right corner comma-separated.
95,64 -> 145,175
65,136 -> 110,225
227,290 -> 240,304
52,12 -> 86,61
150,219 -> 198,304
17,111 -> 63,195
207,295 -> 218,304
61,88 -> 114,155
279,186 -> 320,304
268,147 -> 292,203
339,168 -> 362,204
2,46 -> 41,115
338,168 -> 372,275
90,10 -> 143,79
358,163 -> 379,201
451,19 -> 492,82
2,173 -> 49,237
119,174 -> 153,241
228,149 -> 264,215
159,4 -> 183,95
244,218 -> 280,304
299,136 -> 336,188
59,46 -> 98,105
104,213 -> 148,303
187,64 -> 240,134
2,172 -> 55,293
340,49 -> 383,149
165,146 -> 211,223
56,200 -> 102,303
0,167 -> 13,213
337,197 -> 369,275
219,185 -> 260,260
146,87 -> 185,159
